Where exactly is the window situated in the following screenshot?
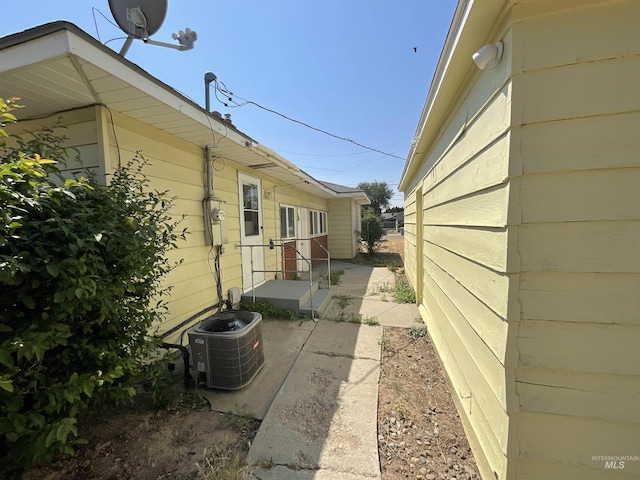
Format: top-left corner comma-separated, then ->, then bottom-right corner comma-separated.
242,182 -> 260,236
280,206 -> 296,239
309,210 -> 327,235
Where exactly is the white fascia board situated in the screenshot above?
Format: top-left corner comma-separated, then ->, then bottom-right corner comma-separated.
0,30 -> 73,74
63,30 -> 250,148
342,194 -> 370,205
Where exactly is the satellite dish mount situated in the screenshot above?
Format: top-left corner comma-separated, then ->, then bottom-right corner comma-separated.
109,0 -> 197,57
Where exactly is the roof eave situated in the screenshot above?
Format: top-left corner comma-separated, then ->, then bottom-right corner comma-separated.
0,21 -> 371,201
399,0 -> 508,192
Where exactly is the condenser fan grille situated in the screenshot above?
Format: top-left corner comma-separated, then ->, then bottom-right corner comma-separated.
204,322 -> 264,388
188,311 -> 265,390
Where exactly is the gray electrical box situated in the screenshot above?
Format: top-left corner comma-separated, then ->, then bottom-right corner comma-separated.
204,196 -> 228,246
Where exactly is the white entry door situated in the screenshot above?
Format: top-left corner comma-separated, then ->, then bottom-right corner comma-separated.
238,172 -> 265,291
297,207 -> 310,272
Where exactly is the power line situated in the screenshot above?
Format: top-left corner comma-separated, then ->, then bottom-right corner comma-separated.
273,139 -> 412,158
296,147 -> 408,172
210,76 -> 407,160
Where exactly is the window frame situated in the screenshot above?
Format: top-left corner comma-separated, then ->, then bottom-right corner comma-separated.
309,210 -> 327,236
280,205 -> 296,239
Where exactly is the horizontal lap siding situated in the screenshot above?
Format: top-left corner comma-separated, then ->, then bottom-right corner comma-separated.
7,107 -> 101,178
107,111 -> 243,343
408,37 -> 515,477
327,198 -> 356,259
513,1 -> 640,478
403,190 -> 417,292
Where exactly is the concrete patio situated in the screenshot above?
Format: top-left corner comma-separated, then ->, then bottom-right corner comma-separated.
178,260 -> 419,479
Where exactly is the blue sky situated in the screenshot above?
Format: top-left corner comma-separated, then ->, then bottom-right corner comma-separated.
2,1 -> 456,207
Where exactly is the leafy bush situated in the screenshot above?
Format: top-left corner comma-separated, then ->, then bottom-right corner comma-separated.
393,281 -> 416,304
329,268 -> 344,286
0,99 -> 185,471
408,325 -> 428,338
240,301 -> 301,320
358,209 -> 384,257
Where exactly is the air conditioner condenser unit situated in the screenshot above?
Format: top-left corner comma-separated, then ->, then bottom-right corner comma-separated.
188,311 -> 265,390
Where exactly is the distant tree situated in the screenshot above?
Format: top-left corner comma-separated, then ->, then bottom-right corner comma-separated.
385,206 -> 403,213
357,181 -> 394,215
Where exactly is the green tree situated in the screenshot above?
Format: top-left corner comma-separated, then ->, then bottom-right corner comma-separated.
0,99 -> 186,471
358,209 -> 384,257
357,181 -> 394,215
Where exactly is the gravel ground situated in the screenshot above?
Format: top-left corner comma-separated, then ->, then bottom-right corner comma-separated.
378,327 -> 479,480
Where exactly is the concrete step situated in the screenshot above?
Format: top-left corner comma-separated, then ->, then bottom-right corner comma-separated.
300,288 -> 332,317
241,280 -> 319,311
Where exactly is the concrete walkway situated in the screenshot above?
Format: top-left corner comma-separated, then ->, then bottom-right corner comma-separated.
248,261 -> 419,479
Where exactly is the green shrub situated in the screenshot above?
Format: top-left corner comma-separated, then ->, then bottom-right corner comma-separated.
408,325 -> 428,338
329,268 -> 344,286
358,209 -> 384,257
393,282 -> 416,304
240,301 -> 301,320
0,100 -> 186,471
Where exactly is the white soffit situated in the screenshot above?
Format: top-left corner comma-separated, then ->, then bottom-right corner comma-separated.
0,23 -> 367,202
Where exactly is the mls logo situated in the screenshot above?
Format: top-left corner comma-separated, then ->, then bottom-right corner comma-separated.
605,461 -> 625,469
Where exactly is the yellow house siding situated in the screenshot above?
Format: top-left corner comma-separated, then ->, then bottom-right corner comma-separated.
512,1 -> 640,478
103,109 -> 341,334
351,201 -> 362,256
516,459 -> 639,480
103,111 -> 242,341
519,169 -> 640,223
327,198 -> 357,259
418,291 -> 509,475
266,181 -> 330,273
6,106 -> 100,178
518,221 -> 640,273
516,367 -> 640,424
520,112 -> 640,174
517,412 -> 640,479
520,272 -> 640,325
403,0 -> 639,478
403,189 -> 417,291
515,0 -> 640,73
406,24 -> 516,478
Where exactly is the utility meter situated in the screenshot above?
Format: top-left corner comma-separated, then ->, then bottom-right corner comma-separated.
204,196 -> 228,246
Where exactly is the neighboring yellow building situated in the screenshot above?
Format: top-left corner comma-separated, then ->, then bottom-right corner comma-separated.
0,22 -> 368,344
399,1 -> 640,479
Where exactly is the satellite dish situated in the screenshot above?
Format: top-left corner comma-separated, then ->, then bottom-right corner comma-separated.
108,0 -> 196,57
109,0 -> 167,39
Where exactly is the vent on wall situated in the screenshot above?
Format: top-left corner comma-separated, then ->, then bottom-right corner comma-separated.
188,311 -> 265,390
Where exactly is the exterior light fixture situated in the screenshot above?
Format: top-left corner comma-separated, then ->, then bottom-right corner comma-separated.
472,41 -> 503,70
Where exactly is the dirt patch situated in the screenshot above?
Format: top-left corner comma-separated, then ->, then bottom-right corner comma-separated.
350,233 -> 405,268
19,393 -> 259,480
378,328 -> 479,480
376,235 -> 478,479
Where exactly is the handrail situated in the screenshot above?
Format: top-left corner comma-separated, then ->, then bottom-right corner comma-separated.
234,242 -> 316,320
234,238 -> 332,320
276,236 -> 331,285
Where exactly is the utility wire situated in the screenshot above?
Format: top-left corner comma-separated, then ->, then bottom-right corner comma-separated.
92,7 -> 121,43
274,138 -> 412,157
211,79 -> 406,160
296,147 -> 409,172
